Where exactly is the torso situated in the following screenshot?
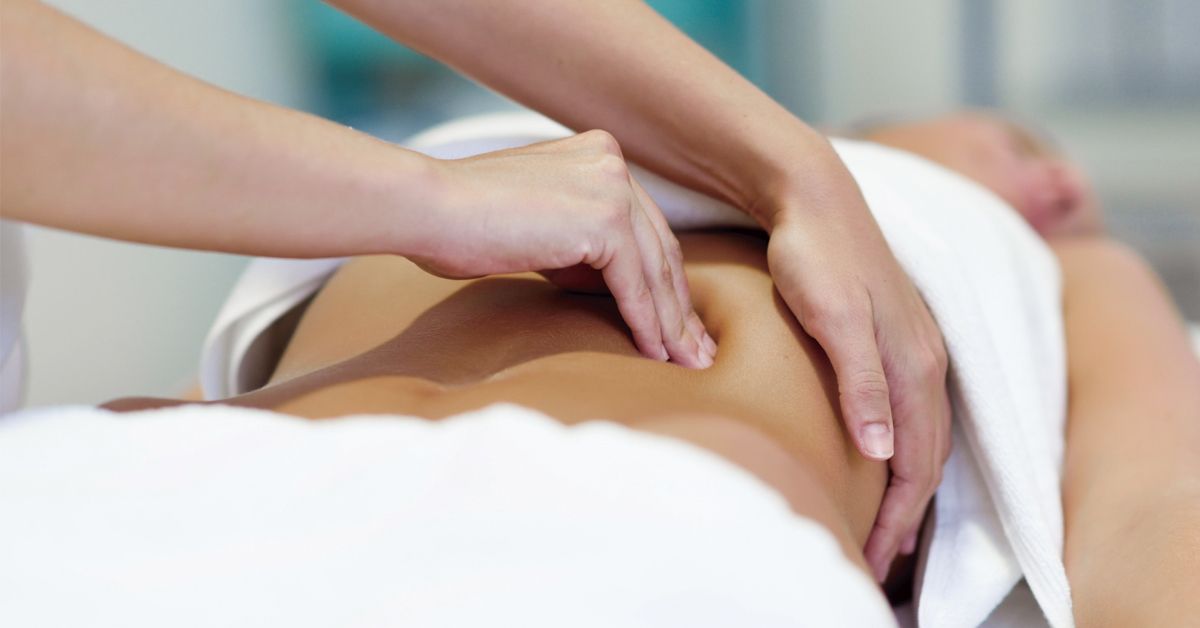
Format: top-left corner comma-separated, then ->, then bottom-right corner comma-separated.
227,232 -> 884,536
105,231 -> 885,542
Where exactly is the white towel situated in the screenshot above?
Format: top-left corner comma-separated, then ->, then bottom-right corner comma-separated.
201,112 -> 1074,626
0,403 -> 895,628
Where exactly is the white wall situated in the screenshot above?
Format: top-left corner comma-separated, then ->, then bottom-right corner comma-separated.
24,1 -> 312,405
994,0 -> 1200,315
817,0 -> 962,125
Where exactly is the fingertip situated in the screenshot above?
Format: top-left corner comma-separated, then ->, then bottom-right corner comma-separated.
628,319 -> 666,364
872,556 -> 890,584
673,340 -> 711,369
664,312 -> 714,369
686,325 -> 713,368
684,312 -> 716,362
862,535 -> 888,583
696,344 -> 714,368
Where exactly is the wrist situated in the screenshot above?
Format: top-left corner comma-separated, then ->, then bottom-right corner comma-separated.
742,127 -> 841,229
362,147 -> 452,259
749,134 -> 869,233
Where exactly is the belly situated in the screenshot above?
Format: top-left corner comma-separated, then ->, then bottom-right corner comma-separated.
228,232 -> 883,538
259,233 -> 825,426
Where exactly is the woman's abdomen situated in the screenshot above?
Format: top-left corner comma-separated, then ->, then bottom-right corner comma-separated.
265,234 -> 885,540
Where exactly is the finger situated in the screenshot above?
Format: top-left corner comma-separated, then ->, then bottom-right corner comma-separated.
924,334 -> 953,468
627,197 -> 710,369
628,177 -> 715,359
804,300 -> 894,460
863,475 -> 927,582
865,364 -> 946,578
596,237 -> 668,362
900,530 -> 919,556
692,310 -> 717,357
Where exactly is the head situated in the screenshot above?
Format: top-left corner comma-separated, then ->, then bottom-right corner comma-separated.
855,111 -> 1102,238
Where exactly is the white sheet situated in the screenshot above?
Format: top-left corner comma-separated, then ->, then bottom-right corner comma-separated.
0,402 -> 894,628
200,112 -> 1074,626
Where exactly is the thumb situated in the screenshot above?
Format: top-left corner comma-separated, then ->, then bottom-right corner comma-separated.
808,310 -> 895,460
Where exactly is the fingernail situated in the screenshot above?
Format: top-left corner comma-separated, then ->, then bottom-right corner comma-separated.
901,532 -> 918,555
702,332 -> 717,357
696,345 -> 714,368
658,344 -> 670,361
860,423 -> 894,459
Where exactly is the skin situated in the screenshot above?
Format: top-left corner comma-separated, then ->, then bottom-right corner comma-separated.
0,0 -> 710,369
860,112 -> 1104,238
1055,239 -> 1200,627
2,0 -> 954,574
107,234 -> 895,580
107,113 -> 1200,622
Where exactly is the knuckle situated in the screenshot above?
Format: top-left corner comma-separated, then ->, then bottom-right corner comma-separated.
582,129 -> 622,155
930,341 -> 950,372
912,347 -> 945,381
634,277 -> 654,304
595,153 -> 629,180
664,234 -> 685,265
875,515 -> 905,537
803,297 -> 859,335
574,237 -> 599,266
674,317 -> 689,343
846,371 -> 890,402
658,258 -> 674,286
599,200 -> 633,233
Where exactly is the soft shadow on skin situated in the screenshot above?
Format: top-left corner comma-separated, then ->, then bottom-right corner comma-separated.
682,229 -> 769,270
104,277 -> 646,412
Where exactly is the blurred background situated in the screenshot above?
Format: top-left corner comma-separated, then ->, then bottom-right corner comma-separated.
23,0 -> 1200,406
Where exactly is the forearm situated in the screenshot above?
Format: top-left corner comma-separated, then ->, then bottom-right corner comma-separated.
0,0 -> 440,258
332,0 -> 838,226
1056,238 -> 1200,625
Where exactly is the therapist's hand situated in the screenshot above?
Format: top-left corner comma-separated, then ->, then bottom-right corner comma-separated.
412,130 -> 715,369
763,161 -> 952,582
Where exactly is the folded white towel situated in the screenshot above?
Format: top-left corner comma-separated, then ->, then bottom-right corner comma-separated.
0,403 -> 894,628
201,112 -> 1074,627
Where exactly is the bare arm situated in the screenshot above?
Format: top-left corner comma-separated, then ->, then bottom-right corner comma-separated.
0,0 -> 445,258
1056,238 -> 1200,625
0,0 -> 712,367
332,0 -> 953,577
331,0 -> 842,224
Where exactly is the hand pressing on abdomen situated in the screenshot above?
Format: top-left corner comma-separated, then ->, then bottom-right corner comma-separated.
410,130 -> 716,369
